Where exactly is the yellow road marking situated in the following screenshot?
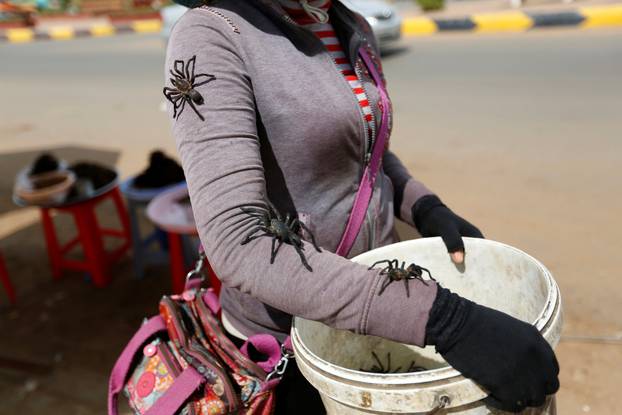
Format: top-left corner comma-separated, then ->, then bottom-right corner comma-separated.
48,26 -> 74,40
90,24 -> 115,37
131,19 -> 162,33
402,18 -> 437,36
6,28 -> 34,43
580,4 -> 622,28
472,11 -> 533,32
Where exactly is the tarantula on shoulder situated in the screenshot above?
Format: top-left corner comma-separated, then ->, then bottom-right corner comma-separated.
232,201 -> 321,272
368,259 -> 436,297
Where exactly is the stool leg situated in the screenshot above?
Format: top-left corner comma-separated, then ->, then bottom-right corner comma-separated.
110,188 -> 132,254
40,208 -> 62,280
168,232 -> 186,294
0,253 -> 16,305
74,207 -> 109,288
126,200 -> 145,279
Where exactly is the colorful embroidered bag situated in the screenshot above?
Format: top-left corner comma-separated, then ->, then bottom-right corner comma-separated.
108,254 -> 292,415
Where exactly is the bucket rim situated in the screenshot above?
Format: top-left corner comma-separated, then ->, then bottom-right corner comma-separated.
291,237 -> 560,386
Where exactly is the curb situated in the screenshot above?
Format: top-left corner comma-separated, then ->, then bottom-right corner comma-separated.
0,18 -> 161,43
402,3 -> 622,35
1,4 -> 621,43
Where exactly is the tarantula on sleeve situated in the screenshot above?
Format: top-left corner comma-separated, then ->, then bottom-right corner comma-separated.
368,259 -> 436,297
162,55 -> 216,122
232,201 -> 321,272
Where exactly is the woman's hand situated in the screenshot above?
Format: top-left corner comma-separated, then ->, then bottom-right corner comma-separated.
426,288 -> 560,413
411,195 -> 483,264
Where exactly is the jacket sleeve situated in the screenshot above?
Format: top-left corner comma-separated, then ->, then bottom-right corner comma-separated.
165,9 -> 437,347
383,150 -> 435,227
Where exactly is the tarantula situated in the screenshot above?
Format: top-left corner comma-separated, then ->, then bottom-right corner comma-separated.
162,55 -> 215,122
368,259 -> 435,297
360,351 -> 426,374
233,201 -> 321,272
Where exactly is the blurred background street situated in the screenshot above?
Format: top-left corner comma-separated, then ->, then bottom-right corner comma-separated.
1,20 -> 621,415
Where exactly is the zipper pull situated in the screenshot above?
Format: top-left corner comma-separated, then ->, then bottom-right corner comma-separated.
364,152 -> 371,165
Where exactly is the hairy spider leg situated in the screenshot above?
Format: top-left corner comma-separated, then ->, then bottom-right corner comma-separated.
193,73 -> 216,88
227,217 -> 261,237
185,56 -> 195,82
224,204 -> 268,223
265,200 -> 283,222
292,242 -> 312,272
240,224 -> 270,245
369,259 -> 394,270
288,232 -> 306,251
163,87 -> 183,100
404,278 -> 410,298
377,274 -> 394,296
270,239 -> 284,264
418,265 -> 435,282
172,99 -> 186,119
239,206 -> 271,220
371,351 -> 385,372
295,219 -> 322,252
241,231 -> 271,245
186,98 -> 205,122
172,60 -> 185,78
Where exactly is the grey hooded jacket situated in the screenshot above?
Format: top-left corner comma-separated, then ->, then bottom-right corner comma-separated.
165,0 -> 439,347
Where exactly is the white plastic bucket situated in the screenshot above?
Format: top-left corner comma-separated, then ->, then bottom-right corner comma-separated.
291,237 -> 563,414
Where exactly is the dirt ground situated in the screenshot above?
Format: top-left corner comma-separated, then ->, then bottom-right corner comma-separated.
1,30 -> 621,414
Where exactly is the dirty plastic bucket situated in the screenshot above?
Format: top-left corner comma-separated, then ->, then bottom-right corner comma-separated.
291,237 -> 562,414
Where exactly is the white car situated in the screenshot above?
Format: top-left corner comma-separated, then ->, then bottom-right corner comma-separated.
161,0 -> 401,50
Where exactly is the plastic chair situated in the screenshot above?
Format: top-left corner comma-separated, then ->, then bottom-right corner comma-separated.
40,186 -> 131,287
120,177 -> 185,279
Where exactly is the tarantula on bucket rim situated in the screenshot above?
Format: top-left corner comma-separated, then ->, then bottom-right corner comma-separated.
163,55 -> 215,122
231,201 -> 321,272
368,259 -> 435,297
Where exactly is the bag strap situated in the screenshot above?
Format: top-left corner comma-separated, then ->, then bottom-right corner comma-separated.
108,316 -> 168,415
143,368 -> 205,415
335,47 -> 390,257
108,315 -> 206,415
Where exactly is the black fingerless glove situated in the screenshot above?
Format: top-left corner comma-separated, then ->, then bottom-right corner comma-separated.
425,287 -> 560,413
412,195 -> 483,253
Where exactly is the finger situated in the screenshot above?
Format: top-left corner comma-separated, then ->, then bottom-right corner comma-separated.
450,251 -> 464,264
545,376 -> 560,395
459,221 -> 484,238
440,223 -> 464,254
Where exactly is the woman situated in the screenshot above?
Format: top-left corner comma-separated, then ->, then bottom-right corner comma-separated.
164,0 -> 559,412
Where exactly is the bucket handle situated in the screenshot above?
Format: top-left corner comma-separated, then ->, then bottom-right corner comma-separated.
427,395 -> 451,415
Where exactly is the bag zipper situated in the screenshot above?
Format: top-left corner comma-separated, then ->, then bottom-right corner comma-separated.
156,341 -> 182,377
161,298 -> 240,411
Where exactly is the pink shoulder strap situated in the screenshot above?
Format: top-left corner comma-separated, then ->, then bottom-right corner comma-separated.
107,316 -> 205,415
336,47 -> 390,257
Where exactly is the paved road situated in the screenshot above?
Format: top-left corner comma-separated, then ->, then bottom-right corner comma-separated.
1,28 -> 621,414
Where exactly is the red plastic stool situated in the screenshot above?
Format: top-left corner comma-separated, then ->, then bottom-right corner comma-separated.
0,252 -> 16,305
40,186 -> 131,287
